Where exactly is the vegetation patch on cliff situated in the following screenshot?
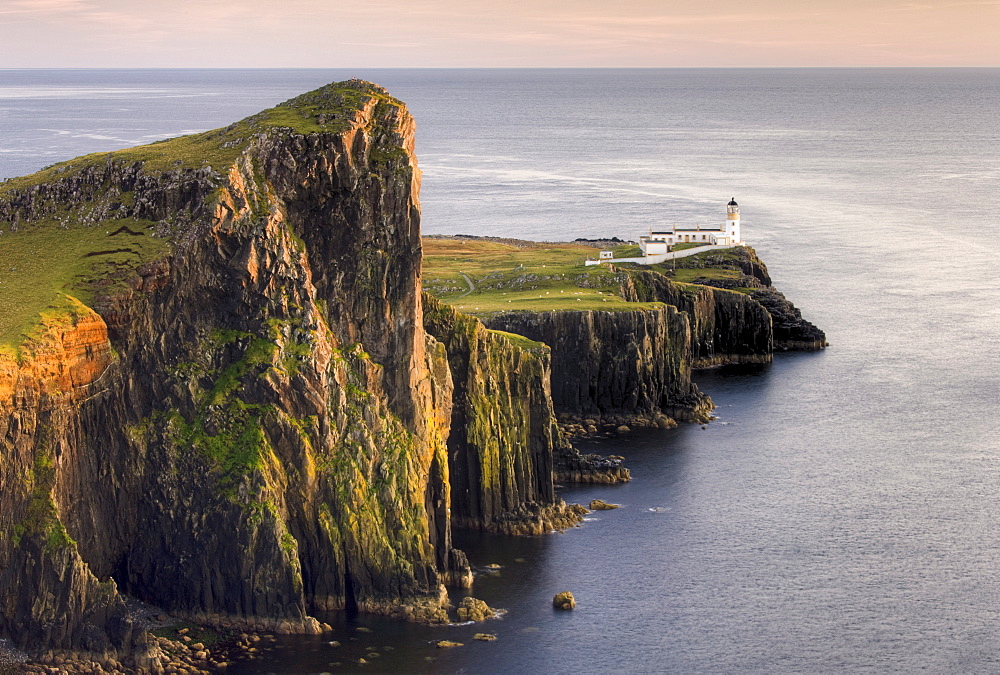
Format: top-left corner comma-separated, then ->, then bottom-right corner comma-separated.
11,449 -> 77,554
488,329 -> 546,351
639,246 -> 771,294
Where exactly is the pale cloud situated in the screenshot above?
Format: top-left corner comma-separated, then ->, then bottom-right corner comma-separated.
891,0 -> 1000,9
554,12 -> 811,26
6,0 -> 91,10
0,0 -> 997,67
0,0 -> 90,13
341,41 -> 423,48
706,37 -> 836,48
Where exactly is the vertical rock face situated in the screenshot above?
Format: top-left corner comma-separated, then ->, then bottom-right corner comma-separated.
482,260 -> 800,424
618,269 -> 774,368
625,246 -> 826,354
0,81 -> 467,661
484,306 -> 713,423
423,296 -> 583,535
0,304 -> 144,661
749,288 -> 827,350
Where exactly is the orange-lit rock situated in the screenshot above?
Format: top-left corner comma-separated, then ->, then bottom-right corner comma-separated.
0,299 -> 112,406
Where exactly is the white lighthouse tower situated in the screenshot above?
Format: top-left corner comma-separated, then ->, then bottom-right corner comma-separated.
725,197 -> 741,244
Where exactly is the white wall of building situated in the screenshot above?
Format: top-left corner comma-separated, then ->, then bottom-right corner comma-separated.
631,200 -> 744,259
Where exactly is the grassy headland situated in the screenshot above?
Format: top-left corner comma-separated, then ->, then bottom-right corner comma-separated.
0,80 -> 401,352
0,80 -> 403,196
422,236 -> 768,317
421,237 -> 664,315
638,245 -> 761,292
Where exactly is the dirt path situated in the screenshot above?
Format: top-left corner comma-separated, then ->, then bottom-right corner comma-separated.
458,272 -> 476,298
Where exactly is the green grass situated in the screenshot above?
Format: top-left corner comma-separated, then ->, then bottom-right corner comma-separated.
488,329 -> 547,351
665,267 -> 744,284
0,217 -> 171,347
611,244 -> 642,258
13,451 -> 78,553
642,245 -> 756,292
421,238 -> 663,315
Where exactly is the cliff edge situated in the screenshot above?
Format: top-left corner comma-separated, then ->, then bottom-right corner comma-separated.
0,80 -> 472,668
423,237 -> 825,430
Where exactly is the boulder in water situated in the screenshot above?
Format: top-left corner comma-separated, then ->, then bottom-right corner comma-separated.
456,596 -> 495,622
552,591 -> 576,610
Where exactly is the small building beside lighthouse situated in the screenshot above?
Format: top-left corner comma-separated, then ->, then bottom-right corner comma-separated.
639,198 -> 743,255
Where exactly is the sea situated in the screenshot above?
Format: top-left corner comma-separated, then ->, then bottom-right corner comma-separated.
1,69 -> 998,673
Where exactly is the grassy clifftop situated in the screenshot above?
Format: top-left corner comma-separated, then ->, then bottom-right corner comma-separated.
0,79 -> 402,195
0,218 -> 170,349
638,245 -> 768,290
421,237 -> 770,315
0,80 -> 402,352
421,237 -> 664,314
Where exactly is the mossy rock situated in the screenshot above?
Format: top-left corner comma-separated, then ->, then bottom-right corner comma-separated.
456,596 -> 495,622
552,591 -> 576,610
589,499 -> 620,511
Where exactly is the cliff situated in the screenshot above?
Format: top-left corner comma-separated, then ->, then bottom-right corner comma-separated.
479,265 -> 775,425
422,295 -> 591,534
425,238 -> 824,430
483,305 -> 713,424
618,268 -> 774,368
749,288 -> 827,351
642,245 -> 826,352
0,80 -> 825,668
0,80 -> 475,667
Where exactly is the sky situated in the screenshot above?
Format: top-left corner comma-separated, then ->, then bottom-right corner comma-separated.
1,0 -> 998,68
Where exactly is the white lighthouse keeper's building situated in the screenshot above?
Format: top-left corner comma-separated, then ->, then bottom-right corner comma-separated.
639,198 -> 743,255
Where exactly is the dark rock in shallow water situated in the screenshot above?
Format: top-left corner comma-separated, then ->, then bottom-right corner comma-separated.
555,453 -> 631,484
